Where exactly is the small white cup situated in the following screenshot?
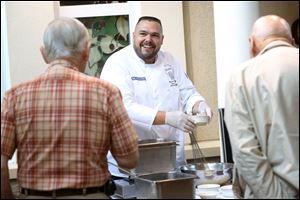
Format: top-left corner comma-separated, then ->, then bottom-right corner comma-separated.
220,185 -> 234,197
197,191 -> 219,199
196,184 -> 220,197
196,184 -> 220,191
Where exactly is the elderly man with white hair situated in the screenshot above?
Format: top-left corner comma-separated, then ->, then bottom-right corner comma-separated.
225,15 -> 299,199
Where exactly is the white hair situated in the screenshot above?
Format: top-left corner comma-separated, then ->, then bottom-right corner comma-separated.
43,17 -> 90,62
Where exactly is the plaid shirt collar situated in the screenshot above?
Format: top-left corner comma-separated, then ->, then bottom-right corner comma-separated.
47,59 -> 80,72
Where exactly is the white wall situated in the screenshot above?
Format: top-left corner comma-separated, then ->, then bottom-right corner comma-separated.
6,1 -> 55,87
1,2 -> 11,101
213,1 -> 259,108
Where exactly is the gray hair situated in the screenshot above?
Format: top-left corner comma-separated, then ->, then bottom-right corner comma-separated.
43,17 -> 90,62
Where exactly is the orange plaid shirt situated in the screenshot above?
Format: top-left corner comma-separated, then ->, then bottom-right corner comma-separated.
1,60 -> 138,190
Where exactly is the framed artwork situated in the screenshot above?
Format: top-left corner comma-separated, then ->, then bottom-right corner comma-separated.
55,1 -> 131,77
60,1 -> 127,6
79,15 -> 129,77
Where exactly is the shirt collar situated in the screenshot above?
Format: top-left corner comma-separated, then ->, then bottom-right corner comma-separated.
259,41 -> 293,56
47,59 -> 79,72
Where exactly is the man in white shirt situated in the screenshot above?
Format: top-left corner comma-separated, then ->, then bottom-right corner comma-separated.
101,16 -> 212,177
225,15 -> 299,198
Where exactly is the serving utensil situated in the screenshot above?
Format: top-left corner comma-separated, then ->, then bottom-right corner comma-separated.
188,130 -> 208,167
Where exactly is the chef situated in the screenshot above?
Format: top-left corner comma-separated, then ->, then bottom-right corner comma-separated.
100,16 -> 212,178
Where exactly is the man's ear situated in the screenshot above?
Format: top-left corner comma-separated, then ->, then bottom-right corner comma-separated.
249,36 -> 257,58
82,42 -> 90,62
161,35 -> 164,46
77,42 -> 90,73
40,46 -> 49,64
291,38 -> 297,47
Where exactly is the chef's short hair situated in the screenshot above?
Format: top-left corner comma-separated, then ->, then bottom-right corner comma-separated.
137,16 -> 161,26
136,16 -> 163,33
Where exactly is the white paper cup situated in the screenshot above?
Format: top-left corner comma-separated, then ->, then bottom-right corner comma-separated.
197,191 -> 219,199
220,185 -> 234,197
196,183 -> 220,194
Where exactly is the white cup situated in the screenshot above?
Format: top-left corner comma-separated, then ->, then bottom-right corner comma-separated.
197,192 -> 219,199
196,184 -> 220,198
220,185 -> 234,197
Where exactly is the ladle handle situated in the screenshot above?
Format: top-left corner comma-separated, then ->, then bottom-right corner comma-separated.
108,161 -> 136,177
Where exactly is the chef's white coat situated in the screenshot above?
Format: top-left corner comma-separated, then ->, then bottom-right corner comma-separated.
100,45 -> 205,176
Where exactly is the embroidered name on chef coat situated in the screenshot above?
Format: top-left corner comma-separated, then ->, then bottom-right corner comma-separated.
131,76 -> 146,81
164,65 -> 178,87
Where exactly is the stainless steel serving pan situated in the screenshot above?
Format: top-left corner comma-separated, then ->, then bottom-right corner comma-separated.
134,171 -> 196,199
134,139 -> 177,175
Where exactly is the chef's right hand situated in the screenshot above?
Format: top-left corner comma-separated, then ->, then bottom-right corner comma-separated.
165,111 -> 196,132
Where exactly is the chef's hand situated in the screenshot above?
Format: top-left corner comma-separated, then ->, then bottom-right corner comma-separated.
196,101 -> 213,122
165,111 -> 196,132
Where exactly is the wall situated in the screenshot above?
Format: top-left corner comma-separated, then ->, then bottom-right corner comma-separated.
214,1 -> 259,109
140,1 -> 186,70
1,2 -> 11,101
6,2 -> 55,87
183,2 -> 219,141
259,1 -> 299,24
213,1 -> 299,110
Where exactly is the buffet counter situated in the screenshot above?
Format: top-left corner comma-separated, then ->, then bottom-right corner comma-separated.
8,140 -> 221,179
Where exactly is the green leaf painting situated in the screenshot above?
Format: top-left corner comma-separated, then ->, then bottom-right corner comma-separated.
77,15 -> 130,77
